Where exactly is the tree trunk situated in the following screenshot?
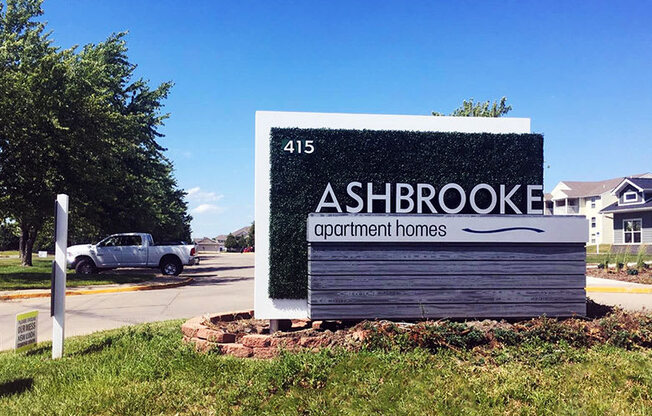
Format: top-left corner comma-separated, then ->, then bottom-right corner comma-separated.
19,225 -> 38,267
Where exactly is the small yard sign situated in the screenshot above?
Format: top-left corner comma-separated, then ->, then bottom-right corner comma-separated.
15,310 -> 38,352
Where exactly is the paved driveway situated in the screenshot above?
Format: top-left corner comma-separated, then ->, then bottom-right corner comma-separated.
0,253 -> 253,351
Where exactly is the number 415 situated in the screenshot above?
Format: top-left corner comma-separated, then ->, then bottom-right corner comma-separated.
283,140 -> 314,154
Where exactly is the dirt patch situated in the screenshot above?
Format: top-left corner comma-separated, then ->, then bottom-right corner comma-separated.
589,267 -> 652,285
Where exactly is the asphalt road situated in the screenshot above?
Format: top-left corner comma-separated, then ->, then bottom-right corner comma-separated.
0,253 -> 253,351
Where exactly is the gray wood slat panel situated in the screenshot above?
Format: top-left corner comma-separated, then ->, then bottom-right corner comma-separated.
309,289 -> 586,305
309,274 -> 586,290
309,260 -> 586,275
309,243 -> 585,261
309,302 -> 587,320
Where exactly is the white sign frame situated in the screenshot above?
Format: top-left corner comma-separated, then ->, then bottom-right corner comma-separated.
255,111 -> 531,319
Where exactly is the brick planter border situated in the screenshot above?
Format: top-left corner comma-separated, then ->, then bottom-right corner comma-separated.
181,311 -> 336,359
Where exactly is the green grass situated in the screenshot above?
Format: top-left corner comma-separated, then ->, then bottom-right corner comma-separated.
586,245 -> 652,264
585,244 -> 612,255
0,320 -> 650,415
0,258 -> 151,290
587,253 -> 652,264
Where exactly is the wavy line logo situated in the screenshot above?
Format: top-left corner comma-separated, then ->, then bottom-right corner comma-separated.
462,227 -> 545,234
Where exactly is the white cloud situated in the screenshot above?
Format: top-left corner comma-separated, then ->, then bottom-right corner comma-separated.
191,204 -> 224,214
186,187 -> 224,203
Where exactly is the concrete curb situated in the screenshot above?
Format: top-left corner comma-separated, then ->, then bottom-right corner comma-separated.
586,286 -> 652,294
0,277 -> 194,301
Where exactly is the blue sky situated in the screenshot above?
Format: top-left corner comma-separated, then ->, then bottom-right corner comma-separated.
44,1 -> 651,238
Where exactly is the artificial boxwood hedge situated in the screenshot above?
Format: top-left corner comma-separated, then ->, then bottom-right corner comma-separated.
269,128 -> 544,299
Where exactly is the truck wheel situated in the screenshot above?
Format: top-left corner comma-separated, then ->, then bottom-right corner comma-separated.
75,258 -> 96,275
160,258 -> 183,276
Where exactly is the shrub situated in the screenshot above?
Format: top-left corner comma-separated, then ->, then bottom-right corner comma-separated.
355,308 -> 652,353
627,269 -> 639,275
600,248 -> 613,270
622,245 -> 631,266
493,328 -> 521,345
636,244 -> 648,271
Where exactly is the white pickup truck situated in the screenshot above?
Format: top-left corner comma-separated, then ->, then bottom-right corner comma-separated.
67,233 -> 198,276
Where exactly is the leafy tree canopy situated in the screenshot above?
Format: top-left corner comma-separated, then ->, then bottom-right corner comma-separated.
0,0 -> 191,265
432,97 -> 512,117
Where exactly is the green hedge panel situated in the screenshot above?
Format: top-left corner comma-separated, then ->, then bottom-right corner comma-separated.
269,128 -> 543,299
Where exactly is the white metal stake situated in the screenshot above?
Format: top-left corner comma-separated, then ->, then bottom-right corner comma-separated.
52,194 -> 68,359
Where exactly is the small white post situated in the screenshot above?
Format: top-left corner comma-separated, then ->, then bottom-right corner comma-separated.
52,194 -> 69,359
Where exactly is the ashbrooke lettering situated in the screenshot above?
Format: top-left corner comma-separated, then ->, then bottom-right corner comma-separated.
315,182 -> 543,215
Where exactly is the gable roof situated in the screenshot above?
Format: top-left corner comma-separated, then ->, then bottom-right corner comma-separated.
552,173 -> 652,199
601,197 -> 652,213
231,226 -> 251,237
195,237 -> 219,245
612,177 -> 652,194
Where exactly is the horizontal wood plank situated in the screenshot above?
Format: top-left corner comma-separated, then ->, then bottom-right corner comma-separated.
309,288 -> 586,305
309,243 -> 585,261
309,274 -> 585,290
309,302 -> 587,320
309,260 -> 586,275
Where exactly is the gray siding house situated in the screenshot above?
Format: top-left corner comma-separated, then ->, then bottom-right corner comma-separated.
601,177 -> 652,252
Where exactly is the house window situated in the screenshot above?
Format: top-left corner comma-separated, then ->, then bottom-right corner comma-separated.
591,234 -> 596,244
623,192 -> 638,203
623,219 -> 642,243
591,217 -> 596,228
591,197 -> 596,208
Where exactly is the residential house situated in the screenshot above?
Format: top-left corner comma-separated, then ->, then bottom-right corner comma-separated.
600,177 -> 652,252
231,226 -> 251,238
194,237 -> 223,252
547,173 -> 652,245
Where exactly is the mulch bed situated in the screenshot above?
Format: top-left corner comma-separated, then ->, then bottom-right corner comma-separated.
182,301 -> 652,359
589,267 -> 652,285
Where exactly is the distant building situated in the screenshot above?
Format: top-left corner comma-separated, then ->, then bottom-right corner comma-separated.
215,235 -> 227,247
231,226 -> 251,238
192,226 -> 251,252
547,173 -> 652,245
601,177 -> 652,250
193,237 -> 223,252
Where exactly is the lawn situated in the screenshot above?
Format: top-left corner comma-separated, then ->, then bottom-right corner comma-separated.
0,320 -> 650,415
0,258 -> 151,291
586,244 -> 652,264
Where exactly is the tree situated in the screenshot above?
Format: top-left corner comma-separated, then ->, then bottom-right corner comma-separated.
224,234 -> 238,251
432,97 -> 512,117
0,0 -> 191,265
0,219 -> 19,251
246,222 -> 255,248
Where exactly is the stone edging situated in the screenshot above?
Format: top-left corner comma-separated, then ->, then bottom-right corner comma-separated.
181,311 -> 346,359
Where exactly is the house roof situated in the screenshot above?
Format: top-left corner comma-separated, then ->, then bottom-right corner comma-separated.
553,173 -> 652,199
215,234 -> 227,241
231,226 -> 251,237
625,177 -> 652,191
195,237 -> 219,245
610,176 -> 652,196
601,197 -> 652,213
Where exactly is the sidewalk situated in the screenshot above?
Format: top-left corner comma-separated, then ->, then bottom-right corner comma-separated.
586,275 -> 652,293
0,276 -> 193,301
